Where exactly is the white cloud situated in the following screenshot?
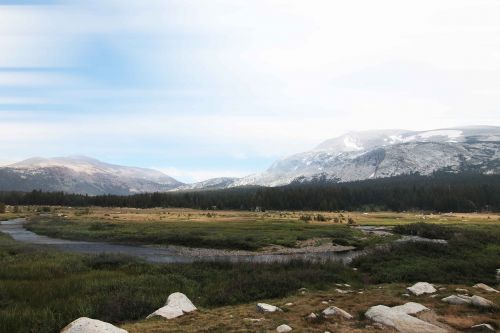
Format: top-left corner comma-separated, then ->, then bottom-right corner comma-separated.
0,0 -> 499,179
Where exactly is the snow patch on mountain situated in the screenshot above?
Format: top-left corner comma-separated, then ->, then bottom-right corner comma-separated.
230,126 -> 500,188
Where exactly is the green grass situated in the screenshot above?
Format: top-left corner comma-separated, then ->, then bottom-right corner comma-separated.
26,217 -> 375,250
3,216 -> 500,333
0,233 -> 357,333
354,223 -> 500,284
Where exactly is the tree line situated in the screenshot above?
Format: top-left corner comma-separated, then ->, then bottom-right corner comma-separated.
0,173 -> 498,212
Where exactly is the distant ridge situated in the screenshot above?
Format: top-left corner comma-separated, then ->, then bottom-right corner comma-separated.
0,156 -> 183,195
1,126 -> 499,194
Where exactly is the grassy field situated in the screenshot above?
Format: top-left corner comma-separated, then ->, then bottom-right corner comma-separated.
354,222 -> 500,285
122,283 -> 500,333
25,209 -> 382,251
0,232 -> 357,333
18,206 -> 500,251
1,207 -> 499,332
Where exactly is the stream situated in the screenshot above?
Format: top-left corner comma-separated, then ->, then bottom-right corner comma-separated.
0,219 -> 367,264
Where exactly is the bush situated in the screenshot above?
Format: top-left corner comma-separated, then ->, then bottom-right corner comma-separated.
0,202 -> 5,214
315,214 -> 327,221
299,215 -> 312,222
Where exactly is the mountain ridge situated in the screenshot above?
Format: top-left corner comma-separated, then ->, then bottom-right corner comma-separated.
0,125 -> 498,194
0,156 -> 183,195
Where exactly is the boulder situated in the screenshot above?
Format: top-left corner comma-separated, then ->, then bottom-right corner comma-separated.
365,305 -> 447,333
276,324 -> 292,332
256,303 -> 282,313
147,292 -> 197,319
441,295 -> 472,305
473,283 -> 499,293
322,306 -> 353,319
391,302 -> 429,315
307,312 -> 317,319
60,317 -> 128,333
469,323 -> 495,332
471,295 -> 496,308
407,282 -> 436,296
335,288 -> 352,294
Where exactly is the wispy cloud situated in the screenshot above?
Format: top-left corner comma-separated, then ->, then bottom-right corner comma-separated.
0,0 -> 499,181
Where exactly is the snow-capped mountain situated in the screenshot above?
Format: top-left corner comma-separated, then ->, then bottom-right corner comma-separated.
0,156 -> 183,195
1,126 -> 498,194
229,126 -> 500,187
172,177 -> 239,191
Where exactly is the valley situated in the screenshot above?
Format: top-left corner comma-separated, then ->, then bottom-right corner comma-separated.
0,207 -> 498,332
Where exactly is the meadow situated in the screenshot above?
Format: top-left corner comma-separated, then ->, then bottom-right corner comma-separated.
23,206 -> 500,251
0,207 -> 499,332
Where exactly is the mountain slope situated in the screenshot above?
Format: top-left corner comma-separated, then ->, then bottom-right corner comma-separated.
172,177 -> 239,191
231,126 -> 500,187
0,156 -> 183,195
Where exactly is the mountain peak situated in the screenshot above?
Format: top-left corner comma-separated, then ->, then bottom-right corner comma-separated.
2,155 -> 183,195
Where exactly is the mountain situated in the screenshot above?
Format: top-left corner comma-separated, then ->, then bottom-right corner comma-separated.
229,126 -> 500,187
172,177 -> 239,192
2,126 -> 499,194
0,156 -> 183,195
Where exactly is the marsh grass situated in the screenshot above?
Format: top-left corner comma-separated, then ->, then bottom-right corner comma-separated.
0,233 -> 356,333
26,217 -> 370,250
354,223 -> 500,284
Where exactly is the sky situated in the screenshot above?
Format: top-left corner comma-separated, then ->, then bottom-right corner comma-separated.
0,0 -> 499,182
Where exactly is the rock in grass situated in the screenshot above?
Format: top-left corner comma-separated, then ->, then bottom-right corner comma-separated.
391,302 -> 429,315
441,295 -> 472,305
147,292 -> 197,319
469,323 -> 495,332
307,312 -> 317,319
471,295 -> 496,309
60,317 -> 128,333
407,282 -> 437,296
322,306 -> 353,319
276,324 -> 292,332
256,303 -> 282,313
365,304 -> 447,333
473,283 -> 499,293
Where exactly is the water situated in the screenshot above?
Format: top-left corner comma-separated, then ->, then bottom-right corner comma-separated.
0,219 -> 365,264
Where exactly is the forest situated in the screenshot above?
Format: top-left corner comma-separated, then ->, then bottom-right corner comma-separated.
0,173 -> 499,212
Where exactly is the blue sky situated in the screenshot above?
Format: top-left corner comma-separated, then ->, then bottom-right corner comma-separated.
1,0 -> 499,182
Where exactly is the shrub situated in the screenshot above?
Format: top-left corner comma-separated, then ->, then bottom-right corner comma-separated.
299,215 -> 312,222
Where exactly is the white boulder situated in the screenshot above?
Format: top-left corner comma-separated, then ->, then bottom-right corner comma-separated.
473,283 -> 499,293
256,303 -> 282,313
391,302 -> 429,315
441,295 -> 472,305
307,312 -> 317,319
470,323 -> 495,332
407,282 -> 436,296
365,304 -> 447,333
322,306 -> 353,319
276,324 -> 292,332
60,317 -> 128,333
147,292 -> 197,319
471,295 -> 496,308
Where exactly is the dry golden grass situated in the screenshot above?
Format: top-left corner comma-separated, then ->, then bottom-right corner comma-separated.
121,284 -> 500,333
26,205 -> 500,226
